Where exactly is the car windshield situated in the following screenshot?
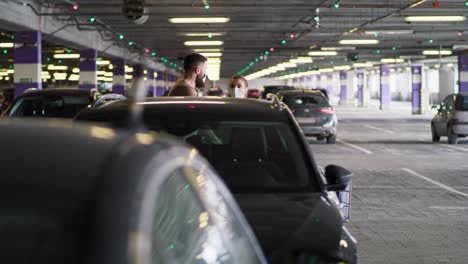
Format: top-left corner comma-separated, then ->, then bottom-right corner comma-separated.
456,95 -> 468,111
283,94 -> 328,107
145,118 -> 310,190
8,95 -> 91,118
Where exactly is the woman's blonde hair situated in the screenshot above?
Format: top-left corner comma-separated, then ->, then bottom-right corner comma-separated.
230,75 -> 248,88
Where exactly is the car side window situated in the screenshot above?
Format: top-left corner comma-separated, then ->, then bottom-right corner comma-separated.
151,165 -> 264,264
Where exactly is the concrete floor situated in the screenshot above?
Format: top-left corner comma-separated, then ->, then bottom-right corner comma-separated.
311,101 -> 468,264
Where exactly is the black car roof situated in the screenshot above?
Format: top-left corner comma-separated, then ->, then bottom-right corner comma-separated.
277,89 -> 325,96
77,97 -> 291,123
18,88 -> 92,98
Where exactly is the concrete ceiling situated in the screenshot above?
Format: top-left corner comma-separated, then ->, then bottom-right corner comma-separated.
19,0 -> 468,77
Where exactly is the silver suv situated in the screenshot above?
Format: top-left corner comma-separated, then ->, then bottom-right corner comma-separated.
431,93 -> 468,144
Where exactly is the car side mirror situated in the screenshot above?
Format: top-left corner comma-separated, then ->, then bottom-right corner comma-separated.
324,165 -> 352,192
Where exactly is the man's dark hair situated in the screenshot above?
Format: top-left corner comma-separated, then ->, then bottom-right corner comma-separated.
184,53 -> 207,72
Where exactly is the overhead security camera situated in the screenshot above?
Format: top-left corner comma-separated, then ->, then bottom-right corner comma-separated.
122,0 -> 149,25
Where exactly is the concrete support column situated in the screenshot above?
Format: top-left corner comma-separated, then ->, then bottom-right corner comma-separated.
459,54 -> 468,93
316,75 -> 321,89
411,66 -> 422,114
13,31 -> 42,98
339,71 -> 348,105
79,49 -> 97,90
306,76 -> 312,87
357,72 -> 364,107
112,58 -> 125,94
380,65 -> 391,110
155,71 -> 165,96
147,69 -> 155,97
326,73 -> 333,96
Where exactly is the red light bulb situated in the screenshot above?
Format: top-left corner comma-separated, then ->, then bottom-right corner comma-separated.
458,31 -> 463,36
72,4 -> 79,10
270,47 -> 274,52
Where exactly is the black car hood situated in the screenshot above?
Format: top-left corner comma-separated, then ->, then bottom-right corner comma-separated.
234,192 -> 343,262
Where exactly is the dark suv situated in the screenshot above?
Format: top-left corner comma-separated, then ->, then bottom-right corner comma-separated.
277,90 -> 337,144
5,88 -> 94,118
76,97 -> 357,263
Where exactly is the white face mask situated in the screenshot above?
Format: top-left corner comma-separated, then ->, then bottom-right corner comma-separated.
229,87 -> 245,98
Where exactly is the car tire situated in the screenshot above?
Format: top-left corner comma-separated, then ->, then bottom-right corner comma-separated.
327,134 -> 336,144
431,124 -> 440,143
448,126 -> 458,145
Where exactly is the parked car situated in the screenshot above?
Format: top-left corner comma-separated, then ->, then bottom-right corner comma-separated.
207,87 -> 226,97
277,89 -> 338,144
431,93 -> 468,144
0,118 -> 267,264
75,97 -> 357,264
247,89 -> 262,99
261,85 -> 295,99
4,88 -> 95,118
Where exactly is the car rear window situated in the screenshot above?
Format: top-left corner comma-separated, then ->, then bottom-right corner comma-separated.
456,95 -> 468,111
8,95 -> 91,118
283,94 -> 328,106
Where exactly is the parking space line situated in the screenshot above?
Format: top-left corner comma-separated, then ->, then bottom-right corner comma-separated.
443,144 -> 468,152
337,139 -> 373,154
402,168 -> 468,199
364,125 -> 395,134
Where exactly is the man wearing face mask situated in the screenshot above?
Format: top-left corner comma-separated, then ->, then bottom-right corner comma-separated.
228,75 -> 248,98
168,53 -> 207,96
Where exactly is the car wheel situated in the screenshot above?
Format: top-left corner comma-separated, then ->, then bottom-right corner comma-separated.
431,124 -> 440,143
327,134 -> 336,144
448,126 -> 458,145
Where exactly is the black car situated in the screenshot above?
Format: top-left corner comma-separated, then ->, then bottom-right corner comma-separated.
75,97 -> 357,263
261,85 -> 295,99
277,90 -> 338,144
4,88 -> 94,118
0,119 -> 267,264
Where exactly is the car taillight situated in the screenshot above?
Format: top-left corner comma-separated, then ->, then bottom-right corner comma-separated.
318,107 -> 334,114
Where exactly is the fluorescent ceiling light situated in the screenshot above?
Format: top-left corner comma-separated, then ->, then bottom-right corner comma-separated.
422,50 -> 453,55
199,52 -> 222,57
104,72 -> 113,77
321,46 -> 355,51
169,17 -> 230,23
207,58 -> 222,63
185,32 -> 224,37
72,68 -> 80,73
306,70 -> 320,74
53,54 -> 80,59
408,0 -> 426,8
289,57 -> 313,64
404,16 -> 465,22
339,39 -> 379,45
0,72 -> 8,76
0,43 -> 14,48
7,69 -> 14,74
319,68 -> 333,73
380,58 -> 405,63
96,60 -> 111,65
47,65 -> 68,70
333,65 -> 351,71
353,62 -> 374,68
184,41 -> 224,46
194,49 -> 222,52
308,51 -> 338,56
278,62 -> 297,68
364,30 -> 414,35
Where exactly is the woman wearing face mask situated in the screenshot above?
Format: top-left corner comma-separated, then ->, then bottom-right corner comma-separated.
228,75 -> 248,98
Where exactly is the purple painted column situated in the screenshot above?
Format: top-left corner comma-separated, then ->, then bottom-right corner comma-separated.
79,49 -> 97,89
155,71 -> 165,96
13,31 -> 42,98
380,65 -> 391,110
326,73 -> 333,96
316,75 -> 321,89
306,76 -> 312,88
459,54 -> 468,93
357,72 -> 364,107
112,58 -> 125,94
411,65 -> 422,114
339,71 -> 348,105
147,69 -> 155,97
